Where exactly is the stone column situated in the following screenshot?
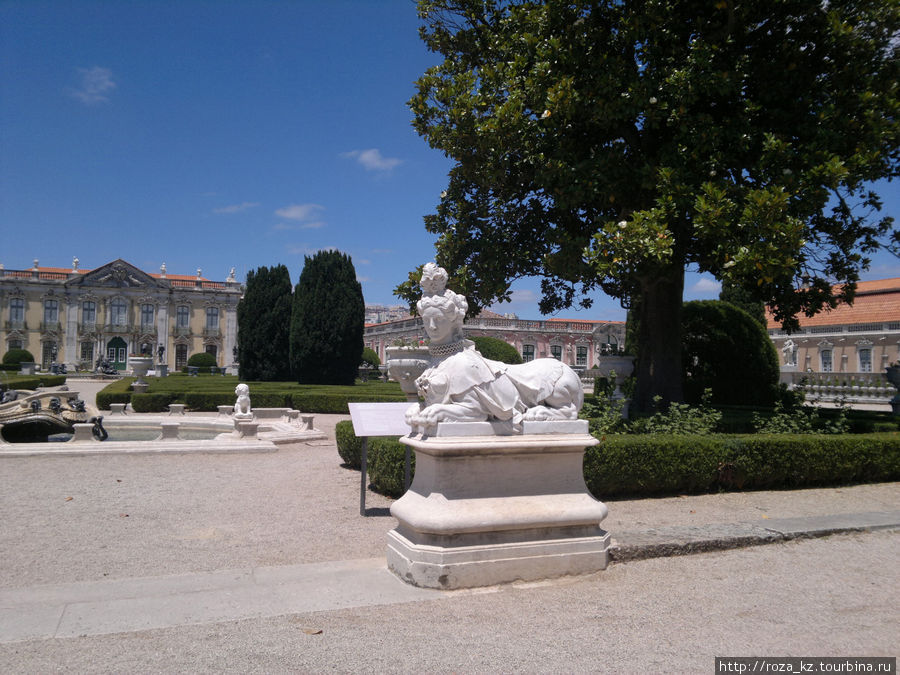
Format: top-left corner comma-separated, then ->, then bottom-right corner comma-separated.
64,296 -> 78,370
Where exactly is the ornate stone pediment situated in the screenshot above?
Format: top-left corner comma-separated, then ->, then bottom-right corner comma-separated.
67,259 -> 169,290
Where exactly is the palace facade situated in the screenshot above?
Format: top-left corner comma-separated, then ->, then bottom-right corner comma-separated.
365,309 -> 626,369
0,259 -> 241,371
767,277 -> 900,375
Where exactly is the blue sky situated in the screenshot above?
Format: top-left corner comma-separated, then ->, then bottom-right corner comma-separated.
2,1 -> 897,323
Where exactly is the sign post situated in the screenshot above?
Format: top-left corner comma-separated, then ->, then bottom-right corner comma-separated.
348,402 -> 414,516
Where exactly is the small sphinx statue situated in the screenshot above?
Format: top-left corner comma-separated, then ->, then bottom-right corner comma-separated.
405,263 -> 583,433
233,383 -> 252,420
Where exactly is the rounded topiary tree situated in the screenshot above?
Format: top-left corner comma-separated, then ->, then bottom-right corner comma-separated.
187,352 -> 218,368
471,336 -> 523,364
360,347 -> 381,369
681,300 -> 780,406
290,251 -> 364,385
2,348 -> 35,366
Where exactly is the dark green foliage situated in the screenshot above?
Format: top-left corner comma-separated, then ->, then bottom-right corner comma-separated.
405,0 -> 899,408
130,393 -> 176,413
719,280 -> 767,325
187,352 -> 217,368
2,348 -> 35,365
181,392 -> 233,411
335,420 -> 364,468
290,251 -> 365,385
360,347 -> 381,368
681,301 -> 780,406
289,392 -> 406,414
238,265 -> 294,381
471,336 -> 523,364
584,433 -> 900,499
0,374 -> 66,390
368,437 -> 415,498
96,378 -> 134,409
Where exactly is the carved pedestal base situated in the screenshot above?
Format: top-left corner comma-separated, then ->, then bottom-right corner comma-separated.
388,425 -> 609,589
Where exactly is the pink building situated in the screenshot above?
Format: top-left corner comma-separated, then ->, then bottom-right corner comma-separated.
364,309 -> 625,370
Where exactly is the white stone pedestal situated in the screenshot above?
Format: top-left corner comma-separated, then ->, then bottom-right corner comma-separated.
387,424 -> 609,589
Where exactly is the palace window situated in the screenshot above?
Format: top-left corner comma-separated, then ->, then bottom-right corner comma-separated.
82,301 -> 96,325
8,339 -> 23,350
522,344 -> 535,362
820,350 -> 833,373
550,345 -> 562,361
9,298 -> 24,323
43,299 -> 58,324
80,342 -> 94,364
140,304 -> 154,330
110,298 -> 127,326
206,307 -> 219,330
205,344 -> 218,359
859,348 -> 872,373
176,305 -> 190,328
576,345 -> 588,367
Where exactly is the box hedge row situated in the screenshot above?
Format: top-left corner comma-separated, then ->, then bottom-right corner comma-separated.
0,374 -> 67,390
348,432 -> 899,500
334,421 -> 414,497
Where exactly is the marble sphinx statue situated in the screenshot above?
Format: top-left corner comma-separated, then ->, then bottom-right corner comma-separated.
405,263 -> 583,433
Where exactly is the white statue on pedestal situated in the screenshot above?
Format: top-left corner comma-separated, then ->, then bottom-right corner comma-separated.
405,263 -> 583,432
233,383 -> 252,420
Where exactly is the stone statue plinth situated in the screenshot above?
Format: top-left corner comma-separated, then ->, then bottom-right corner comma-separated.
387,421 -> 609,589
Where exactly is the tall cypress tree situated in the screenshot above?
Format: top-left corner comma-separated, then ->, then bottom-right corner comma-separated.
237,264 -> 293,381
290,251 -> 364,385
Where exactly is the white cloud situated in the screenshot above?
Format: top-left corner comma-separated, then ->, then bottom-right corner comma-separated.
69,66 -> 116,104
691,277 -> 722,294
213,201 -> 260,214
275,203 -> 324,221
342,148 -> 403,172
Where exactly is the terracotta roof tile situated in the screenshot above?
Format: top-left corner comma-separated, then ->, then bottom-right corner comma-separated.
766,278 -> 900,329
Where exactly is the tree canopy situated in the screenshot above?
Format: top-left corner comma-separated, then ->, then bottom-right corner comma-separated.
405,0 -> 898,409
237,264 -> 293,381
290,251 -> 365,385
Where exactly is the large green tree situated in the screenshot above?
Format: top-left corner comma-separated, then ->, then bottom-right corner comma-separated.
237,264 -> 294,381
290,251 -> 365,385
405,0 -> 898,410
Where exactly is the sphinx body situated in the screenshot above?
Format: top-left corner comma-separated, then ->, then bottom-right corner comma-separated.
406,340 -> 583,430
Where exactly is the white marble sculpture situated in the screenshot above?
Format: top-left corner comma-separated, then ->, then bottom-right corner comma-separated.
405,263 -> 583,432
233,383 -> 252,420
782,338 -> 797,365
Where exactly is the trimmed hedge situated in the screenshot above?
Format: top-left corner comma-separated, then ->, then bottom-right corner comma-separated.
335,420 -> 364,468
584,433 -> 900,499
290,393 -> 406,414
358,432 -> 900,501
368,437 -> 415,498
131,393 -> 177,413
0,374 -> 67,391
187,352 -> 218,368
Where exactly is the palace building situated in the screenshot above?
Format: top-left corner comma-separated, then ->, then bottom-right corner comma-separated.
767,277 -> 900,374
0,259 -> 241,372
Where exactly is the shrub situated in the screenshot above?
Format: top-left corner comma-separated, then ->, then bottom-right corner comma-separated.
336,420 -> 364,468
2,348 -> 35,366
368,437 -> 415,498
290,392 -> 406,414
131,393 -> 176,413
471,336 -> 523,364
183,392 -> 234,411
0,374 -> 66,391
628,391 -> 722,435
96,378 -> 134,409
360,347 -> 381,369
584,432 -> 900,499
187,352 -> 218,368
681,300 -> 780,406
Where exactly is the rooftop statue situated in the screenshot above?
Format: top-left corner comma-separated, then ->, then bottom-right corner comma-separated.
405,263 -> 583,433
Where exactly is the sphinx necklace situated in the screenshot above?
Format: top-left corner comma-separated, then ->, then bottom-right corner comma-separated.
428,339 -> 468,358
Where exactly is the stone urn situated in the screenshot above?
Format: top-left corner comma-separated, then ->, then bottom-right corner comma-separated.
386,346 -> 431,402
129,356 -> 153,392
886,365 -> 900,416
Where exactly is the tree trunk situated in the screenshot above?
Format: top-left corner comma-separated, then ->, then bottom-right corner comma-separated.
632,267 -> 685,413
